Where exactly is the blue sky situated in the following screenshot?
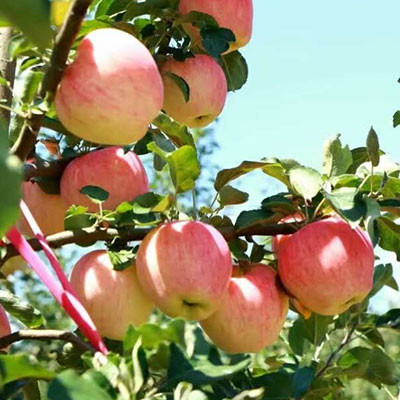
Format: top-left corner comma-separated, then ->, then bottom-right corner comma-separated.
211,0 -> 400,311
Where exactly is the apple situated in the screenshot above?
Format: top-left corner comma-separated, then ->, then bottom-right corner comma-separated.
161,54 -> 227,128
201,264 -> 289,354
179,0 -> 253,53
278,216 -> 374,316
0,305 -> 11,351
69,250 -> 154,340
1,256 -> 27,277
136,221 -> 232,320
272,212 -> 305,253
55,28 -> 163,146
17,181 -> 67,236
60,147 -> 149,212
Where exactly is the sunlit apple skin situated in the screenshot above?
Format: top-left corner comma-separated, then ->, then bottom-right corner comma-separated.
60,147 -> 149,212
161,55 -> 227,128
179,0 -> 253,53
136,221 -> 232,321
17,181 -> 67,236
201,264 -> 289,354
55,28 -> 163,145
69,250 -> 154,340
278,216 -> 374,316
0,305 -> 11,351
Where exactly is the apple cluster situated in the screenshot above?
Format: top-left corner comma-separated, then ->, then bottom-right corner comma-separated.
4,0 -> 376,354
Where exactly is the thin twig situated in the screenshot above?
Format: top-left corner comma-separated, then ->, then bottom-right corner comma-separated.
0,329 -> 95,353
0,223 -> 296,266
10,0 -> 93,161
316,324 -> 357,378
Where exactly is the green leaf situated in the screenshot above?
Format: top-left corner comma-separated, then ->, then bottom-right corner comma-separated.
262,158 -> 300,187
117,192 -> 173,214
80,185 -> 110,204
48,370 -> 114,400
148,143 -> 200,193
218,185 -> 249,206
221,51 -> 248,91
370,264 -> 399,298
366,127 -> 380,167
323,187 -> 367,225
165,344 -> 250,389
64,205 -> 95,231
235,209 -> 276,233
153,113 -> 194,147
376,309 -> 400,329
292,367 -> 315,398
0,354 -> 55,385
0,121 -> 21,237
261,195 -> 297,214
0,290 -> 44,328
214,161 -> 270,191
178,11 -> 218,28
393,110 -> 400,128
164,72 -> 190,102
289,167 -> 323,201
124,0 -> 171,20
377,217 -> 400,260
132,337 -> 147,394
338,347 -> 398,387
0,0 -> 51,48
200,27 -> 235,57
322,134 -> 353,177
290,315 -> 333,348
107,249 -> 135,271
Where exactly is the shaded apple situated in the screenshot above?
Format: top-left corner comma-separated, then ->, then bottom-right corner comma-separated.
55,28 -> 163,145
17,181 -> 67,236
60,147 -> 149,212
69,250 -> 154,340
201,264 -> 289,353
136,221 -> 232,320
278,216 -> 374,316
271,212 -> 305,253
179,0 -> 253,53
161,54 -> 227,128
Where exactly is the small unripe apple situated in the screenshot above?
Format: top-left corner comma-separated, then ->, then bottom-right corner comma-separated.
201,264 -> 289,354
161,54 -> 227,128
0,305 -> 11,351
55,28 -> 163,145
179,0 -> 253,53
69,250 -> 154,340
136,221 -> 232,320
17,181 -> 67,236
278,216 -> 374,316
60,147 -> 149,212
1,256 -> 27,277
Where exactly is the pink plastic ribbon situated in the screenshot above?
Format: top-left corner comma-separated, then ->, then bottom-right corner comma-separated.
6,200 -> 108,354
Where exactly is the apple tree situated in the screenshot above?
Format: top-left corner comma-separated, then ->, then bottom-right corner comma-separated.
0,1 -> 399,399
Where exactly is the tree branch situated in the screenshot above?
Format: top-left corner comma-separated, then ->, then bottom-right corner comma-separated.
10,0 -> 93,161
0,27 -> 16,127
23,158 -> 70,181
0,223 -> 296,266
0,329 -> 95,353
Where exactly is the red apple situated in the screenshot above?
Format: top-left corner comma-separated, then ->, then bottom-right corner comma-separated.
179,0 -> 253,53
60,147 -> 149,212
161,54 -> 227,128
136,221 -> 232,320
272,213 -> 305,253
201,264 -> 289,354
69,250 -> 154,340
55,28 -> 163,145
17,181 -> 67,236
278,216 -> 374,316
0,305 -> 11,351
